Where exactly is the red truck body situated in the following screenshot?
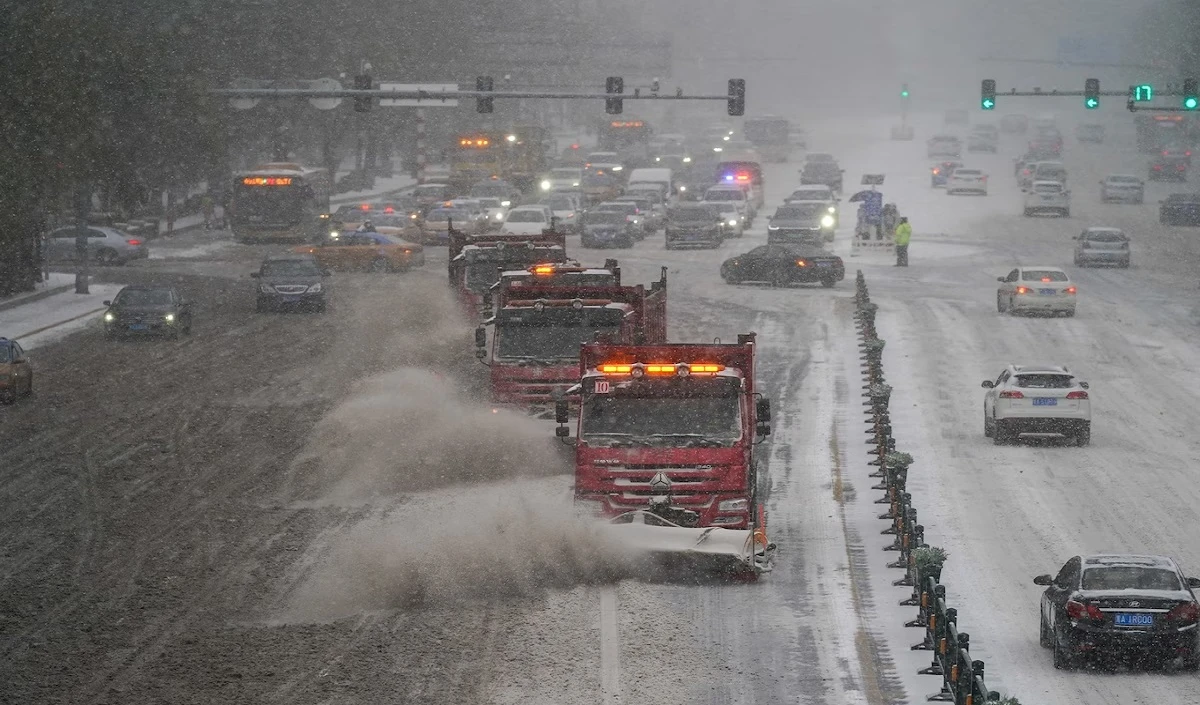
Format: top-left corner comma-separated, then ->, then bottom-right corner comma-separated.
448,228 -> 568,320
477,265 -> 667,413
567,334 -> 771,530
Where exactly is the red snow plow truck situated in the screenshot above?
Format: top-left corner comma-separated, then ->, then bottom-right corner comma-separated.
448,228 -> 568,320
555,333 -> 775,577
473,263 -> 667,416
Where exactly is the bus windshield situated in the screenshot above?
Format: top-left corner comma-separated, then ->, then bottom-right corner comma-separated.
232,182 -> 310,224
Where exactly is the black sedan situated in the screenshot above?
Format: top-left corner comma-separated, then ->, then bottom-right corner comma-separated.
1036,554 -> 1200,670
1160,193 -> 1200,226
103,285 -> 194,339
720,244 -> 844,288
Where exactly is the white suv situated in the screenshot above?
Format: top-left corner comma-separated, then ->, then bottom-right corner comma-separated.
982,364 -> 1091,445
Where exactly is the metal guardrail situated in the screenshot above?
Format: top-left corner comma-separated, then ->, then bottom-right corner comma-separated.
853,270 -> 1015,705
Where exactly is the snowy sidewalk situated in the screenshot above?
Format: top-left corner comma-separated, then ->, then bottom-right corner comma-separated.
0,272 -> 78,314
0,279 -> 123,351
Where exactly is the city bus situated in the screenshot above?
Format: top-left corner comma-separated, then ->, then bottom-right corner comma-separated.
229,163 -> 330,244
450,134 -> 504,192
598,119 -> 653,165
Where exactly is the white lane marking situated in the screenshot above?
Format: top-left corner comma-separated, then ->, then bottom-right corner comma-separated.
599,585 -> 622,703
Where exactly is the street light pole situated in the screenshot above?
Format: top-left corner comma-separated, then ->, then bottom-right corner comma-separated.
72,183 -> 90,295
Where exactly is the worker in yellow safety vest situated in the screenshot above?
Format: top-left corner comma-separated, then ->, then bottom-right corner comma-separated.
894,217 -> 912,266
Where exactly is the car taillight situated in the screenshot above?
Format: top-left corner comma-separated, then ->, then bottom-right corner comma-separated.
796,259 -> 808,267
932,168 -> 940,175
1180,165 -> 1188,171
1015,286 -> 1029,294
126,239 -> 142,246
1065,286 -> 1077,294
998,390 -> 1024,399
1154,165 -> 1163,171
1067,600 -> 1104,621
1169,602 -> 1200,623
1066,391 -> 1088,399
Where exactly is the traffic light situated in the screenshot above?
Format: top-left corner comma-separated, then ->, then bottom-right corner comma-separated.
476,76 -> 493,113
353,73 -> 371,112
981,79 -> 996,110
1185,78 -> 1198,110
1084,78 -> 1100,109
728,78 -> 745,116
605,76 -> 624,115
900,83 -> 909,99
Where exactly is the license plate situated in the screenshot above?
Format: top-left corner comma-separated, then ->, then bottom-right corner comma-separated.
1039,288 -> 1056,295
1114,613 -> 1154,627
817,261 -> 832,268
1032,397 -> 1057,406
129,324 -> 147,331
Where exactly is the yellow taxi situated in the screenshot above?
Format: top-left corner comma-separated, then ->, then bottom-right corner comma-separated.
294,231 -> 425,272
0,337 -> 33,403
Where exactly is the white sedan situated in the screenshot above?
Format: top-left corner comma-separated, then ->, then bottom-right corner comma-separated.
946,168 -> 988,195
501,206 -> 551,236
996,266 -> 1076,316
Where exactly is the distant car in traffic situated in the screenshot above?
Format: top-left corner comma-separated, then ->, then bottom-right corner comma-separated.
720,243 -> 844,288
252,254 -> 329,313
996,266 -> 1076,316
1033,161 -> 1068,186
1150,154 -> 1189,181
1099,174 -> 1145,204
664,204 -> 722,250
799,161 -> 844,193
1075,123 -> 1105,143
580,210 -> 638,249
540,167 -> 582,193
1023,180 -> 1071,217
1074,227 -> 1130,268
784,185 -> 839,226
593,201 -> 646,235
931,160 -> 964,187
946,168 -> 989,196
541,192 -> 582,233
0,337 -> 33,403
1159,193 -> 1200,226
501,206 -> 553,236
1034,554 -> 1200,670
982,363 -> 1090,445
46,226 -> 148,265
768,202 -> 835,244
707,201 -> 745,237
423,207 -> 483,242
926,135 -> 962,158
297,231 -> 424,273
103,285 -> 194,339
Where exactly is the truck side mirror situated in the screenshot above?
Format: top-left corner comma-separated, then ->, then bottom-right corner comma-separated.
756,422 -> 771,437
555,399 -> 569,424
474,325 -> 487,349
756,397 -> 771,423
555,426 -> 570,438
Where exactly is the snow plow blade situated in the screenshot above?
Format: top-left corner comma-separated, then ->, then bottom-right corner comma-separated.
599,510 -> 776,578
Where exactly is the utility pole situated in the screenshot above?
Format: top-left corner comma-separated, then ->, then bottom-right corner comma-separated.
72,183 -> 90,295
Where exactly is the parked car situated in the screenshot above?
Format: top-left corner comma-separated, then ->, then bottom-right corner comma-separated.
46,226 -> 148,265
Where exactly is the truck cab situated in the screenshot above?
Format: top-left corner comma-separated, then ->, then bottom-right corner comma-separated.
448,230 -> 567,319
566,334 -> 771,530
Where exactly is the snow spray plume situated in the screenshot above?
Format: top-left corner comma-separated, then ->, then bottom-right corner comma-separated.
286,483 -> 638,620
297,368 -> 569,499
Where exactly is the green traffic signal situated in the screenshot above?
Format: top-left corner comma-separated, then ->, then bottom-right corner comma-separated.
901,90 -> 909,98
1085,97 -> 1099,109
1186,97 -> 1199,110
981,97 -> 995,110
1184,79 -> 1197,110
981,79 -> 996,110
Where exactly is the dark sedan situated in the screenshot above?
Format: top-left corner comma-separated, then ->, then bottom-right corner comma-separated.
1160,193 -> 1200,226
799,162 -> 844,193
767,203 -> 835,245
103,285 -> 194,339
580,211 -> 637,249
720,244 -> 844,288
1150,154 -> 1189,182
1036,554 -> 1200,670
664,204 -> 722,249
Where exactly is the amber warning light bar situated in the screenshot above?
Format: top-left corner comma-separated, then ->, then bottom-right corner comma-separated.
598,362 -> 724,377
242,177 -> 293,186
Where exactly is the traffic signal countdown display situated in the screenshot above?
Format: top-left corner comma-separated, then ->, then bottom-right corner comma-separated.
980,79 -> 996,110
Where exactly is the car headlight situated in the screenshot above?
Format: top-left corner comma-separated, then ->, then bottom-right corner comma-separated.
611,166 -> 622,172
164,313 -> 175,322
718,498 -> 749,512
821,214 -> 835,228
683,157 -> 692,163
260,284 -> 276,294
307,283 -> 322,293
540,180 -> 552,191
494,212 -> 504,220
500,200 -> 511,207
768,225 -> 779,230
104,312 -> 114,322
679,185 -> 687,192
728,219 -> 738,227
329,230 -> 340,238
827,205 -> 836,213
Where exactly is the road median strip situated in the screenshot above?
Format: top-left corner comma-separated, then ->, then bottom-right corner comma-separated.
853,270 -> 1020,705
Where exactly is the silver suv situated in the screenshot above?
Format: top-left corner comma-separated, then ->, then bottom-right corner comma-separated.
1074,228 -> 1130,268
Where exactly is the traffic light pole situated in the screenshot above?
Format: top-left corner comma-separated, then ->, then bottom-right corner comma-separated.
210,88 -> 734,102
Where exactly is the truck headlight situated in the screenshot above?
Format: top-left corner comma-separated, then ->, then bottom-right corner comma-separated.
821,214 -> 835,228
718,498 -> 749,512
164,313 -> 175,322
307,283 -> 322,293
827,205 -> 836,213
540,180 -> 552,191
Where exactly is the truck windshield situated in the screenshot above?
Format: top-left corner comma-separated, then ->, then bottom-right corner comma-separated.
581,387 -> 742,446
495,308 -> 624,361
